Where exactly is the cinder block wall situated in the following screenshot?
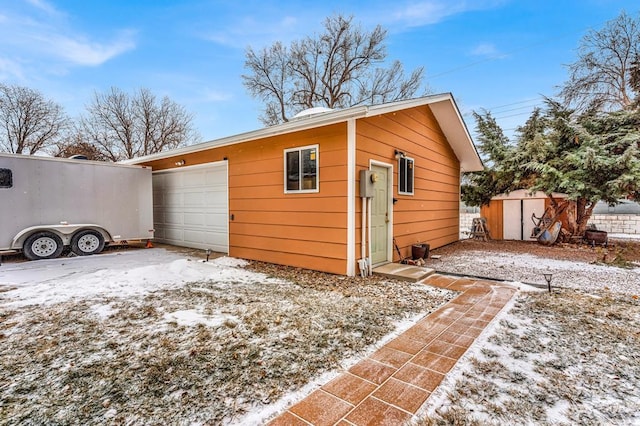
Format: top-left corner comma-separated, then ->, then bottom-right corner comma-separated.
588,215 -> 640,234
459,212 -> 640,237
460,212 -> 480,238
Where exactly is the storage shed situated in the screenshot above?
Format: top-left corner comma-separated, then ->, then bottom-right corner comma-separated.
130,93 -> 483,276
480,190 -> 568,240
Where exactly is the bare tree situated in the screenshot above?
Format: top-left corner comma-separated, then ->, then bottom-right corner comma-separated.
559,11 -> 640,112
53,130 -> 110,161
243,15 -> 425,126
81,87 -> 199,161
0,83 -> 69,155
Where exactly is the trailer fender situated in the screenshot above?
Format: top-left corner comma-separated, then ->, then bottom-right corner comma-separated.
11,225 -> 113,250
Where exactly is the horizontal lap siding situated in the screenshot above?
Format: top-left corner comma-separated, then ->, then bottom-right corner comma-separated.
140,123 -> 349,274
356,106 -> 461,262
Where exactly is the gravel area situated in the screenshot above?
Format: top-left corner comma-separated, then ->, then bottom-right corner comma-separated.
418,238 -> 640,425
429,239 -> 640,295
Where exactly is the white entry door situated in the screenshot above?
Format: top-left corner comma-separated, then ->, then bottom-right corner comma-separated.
370,165 -> 390,264
152,162 -> 228,253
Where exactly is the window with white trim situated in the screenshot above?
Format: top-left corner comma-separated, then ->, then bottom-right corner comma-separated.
284,145 -> 318,193
398,156 -> 414,195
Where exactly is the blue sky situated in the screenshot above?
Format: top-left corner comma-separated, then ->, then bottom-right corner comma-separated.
1,0 -> 638,143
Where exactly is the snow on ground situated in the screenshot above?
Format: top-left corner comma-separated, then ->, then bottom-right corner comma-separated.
0,248 -> 264,307
431,249 -> 640,295
418,288 -> 640,425
0,248 -> 453,425
2,245 -> 639,425
417,245 -> 640,426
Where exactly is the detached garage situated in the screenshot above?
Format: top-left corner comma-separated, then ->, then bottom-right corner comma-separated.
481,190 -> 568,240
130,93 -> 483,276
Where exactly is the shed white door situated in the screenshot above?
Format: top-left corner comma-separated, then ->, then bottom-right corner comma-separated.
152,162 -> 228,253
503,199 -> 545,240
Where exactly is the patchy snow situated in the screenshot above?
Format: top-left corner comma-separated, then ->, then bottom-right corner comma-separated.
89,303 -> 118,320
237,311 -> 427,426
1,248 -> 453,424
0,249 -> 273,307
163,309 -> 238,328
433,249 -> 640,294
418,289 -> 640,425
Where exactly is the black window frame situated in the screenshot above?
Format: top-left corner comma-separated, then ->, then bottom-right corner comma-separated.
398,156 -> 414,195
0,168 -> 12,189
284,145 -> 319,193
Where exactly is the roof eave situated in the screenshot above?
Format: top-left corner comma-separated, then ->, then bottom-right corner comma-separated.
427,95 -> 484,173
125,93 -> 484,172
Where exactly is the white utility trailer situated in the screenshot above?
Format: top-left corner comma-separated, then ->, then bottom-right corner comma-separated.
0,153 -> 153,260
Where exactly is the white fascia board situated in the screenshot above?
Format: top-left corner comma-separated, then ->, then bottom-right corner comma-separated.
361,93 -> 482,173
125,106 -> 368,164
125,93 -> 483,174
428,97 -> 483,172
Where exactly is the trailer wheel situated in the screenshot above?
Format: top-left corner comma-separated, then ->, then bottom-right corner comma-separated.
71,230 -> 105,256
23,232 -> 64,260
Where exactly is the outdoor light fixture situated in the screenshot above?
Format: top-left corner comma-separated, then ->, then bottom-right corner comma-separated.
394,149 -> 406,159
205,248 -> 211,262
543,273 -> 553,293
175,159 -> 186,166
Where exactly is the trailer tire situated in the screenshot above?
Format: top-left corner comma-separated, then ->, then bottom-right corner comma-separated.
23,231 -> 64,260
71,230 -> 105,256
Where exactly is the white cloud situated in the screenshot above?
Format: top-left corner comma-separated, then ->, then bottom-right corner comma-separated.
24,0 -> 60,16
39,31 -> 137,66
389,0 -> 508,27
201,88 -> 233,102
470,42 -> 506,58
201,15 -> 300,48
0,57 -> 26,81
0,2 -> 136,72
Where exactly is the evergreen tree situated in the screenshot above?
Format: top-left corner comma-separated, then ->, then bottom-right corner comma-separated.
462,103 -> 640,237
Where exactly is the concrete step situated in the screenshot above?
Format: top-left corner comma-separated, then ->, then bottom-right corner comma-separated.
372,262 -> 435,282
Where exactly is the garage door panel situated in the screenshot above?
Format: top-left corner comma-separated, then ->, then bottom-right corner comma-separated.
183,229 -> 205,244
205,213 -> 227,226
165,191 -> 184,207
203,234 -> 227,247
164,211 -> 185,225
163,227 -> 184,242
205,169 -> 226,185
204,191 -> 226,205
153,210 -> 165,223
152,162 -> 228,253
183,191 -> 205,206
183,212 -> 205,226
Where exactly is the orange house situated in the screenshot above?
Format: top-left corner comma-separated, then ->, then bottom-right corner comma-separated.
130,94 -> 483,276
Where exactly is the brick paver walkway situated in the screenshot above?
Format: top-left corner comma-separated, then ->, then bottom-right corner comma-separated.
268,274 -> 517,426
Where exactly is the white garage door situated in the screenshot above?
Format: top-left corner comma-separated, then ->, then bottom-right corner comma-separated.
152,162 -> 228,253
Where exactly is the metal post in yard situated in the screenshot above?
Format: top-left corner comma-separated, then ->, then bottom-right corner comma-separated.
543,273 -> 553,293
